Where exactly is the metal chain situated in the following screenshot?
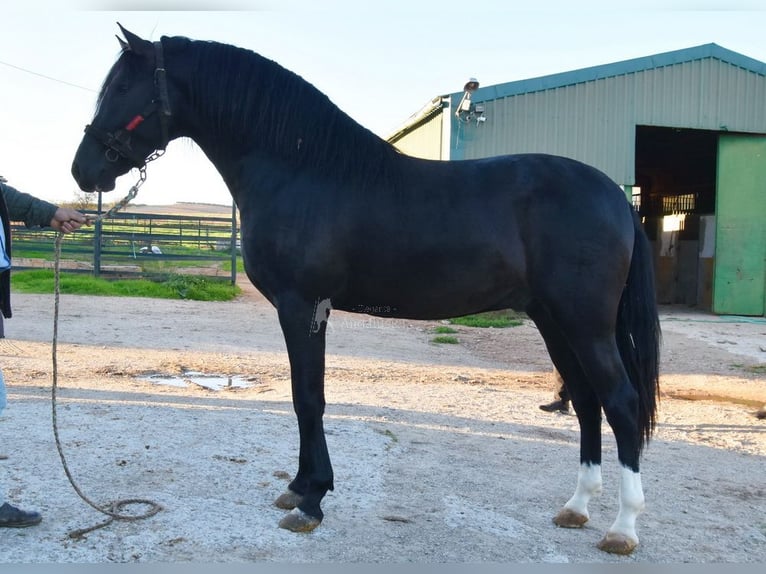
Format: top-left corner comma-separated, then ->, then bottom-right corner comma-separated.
51,165 -> 163,539
85,161 -> 156,224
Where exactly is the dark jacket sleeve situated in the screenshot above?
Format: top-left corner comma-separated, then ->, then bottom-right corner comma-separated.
1,182 -> 59,228
0,182 -> 60,319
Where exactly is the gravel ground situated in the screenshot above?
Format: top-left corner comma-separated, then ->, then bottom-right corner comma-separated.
0,286 -> 764,563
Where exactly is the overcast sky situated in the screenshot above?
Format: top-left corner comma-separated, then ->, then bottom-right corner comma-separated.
2,1 -> 765,206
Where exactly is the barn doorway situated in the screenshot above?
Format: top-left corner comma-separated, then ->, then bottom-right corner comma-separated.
634,126 -> 719,308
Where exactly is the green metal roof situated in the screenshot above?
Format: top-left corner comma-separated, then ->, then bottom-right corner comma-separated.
463,43 -> 766,102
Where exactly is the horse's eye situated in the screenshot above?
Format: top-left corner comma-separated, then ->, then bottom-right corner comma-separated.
116,83 -> 130,95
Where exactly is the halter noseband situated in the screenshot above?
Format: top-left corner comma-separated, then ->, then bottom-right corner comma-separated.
85,41 -> 172,168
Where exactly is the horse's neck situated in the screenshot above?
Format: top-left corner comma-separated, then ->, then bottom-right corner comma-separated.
173,99 -> 257,203
179,102 -> 397,206
170,43 -> 403,203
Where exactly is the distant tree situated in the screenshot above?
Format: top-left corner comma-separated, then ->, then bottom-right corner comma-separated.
63,190 -> 99,211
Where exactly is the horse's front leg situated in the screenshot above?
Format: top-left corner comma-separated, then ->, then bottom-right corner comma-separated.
273,292 -> 334,532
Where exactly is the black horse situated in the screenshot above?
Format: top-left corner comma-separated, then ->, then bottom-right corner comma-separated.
71,26 -> 660,555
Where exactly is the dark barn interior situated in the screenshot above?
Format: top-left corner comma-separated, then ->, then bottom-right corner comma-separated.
634,126 -> 720,308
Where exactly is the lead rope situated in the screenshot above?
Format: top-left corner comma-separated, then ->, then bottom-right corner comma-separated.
51,166 -> 163,539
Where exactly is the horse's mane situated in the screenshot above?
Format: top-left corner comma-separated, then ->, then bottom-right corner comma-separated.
166,36 -> 403,189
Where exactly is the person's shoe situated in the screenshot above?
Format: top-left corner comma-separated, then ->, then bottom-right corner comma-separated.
539,399 -> 570,414
0,502 -> 42,528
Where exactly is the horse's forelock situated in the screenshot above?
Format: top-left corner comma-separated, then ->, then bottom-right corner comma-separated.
96,50 -> 142,110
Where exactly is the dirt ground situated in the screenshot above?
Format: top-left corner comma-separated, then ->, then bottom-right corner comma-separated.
0,278 -> 764,563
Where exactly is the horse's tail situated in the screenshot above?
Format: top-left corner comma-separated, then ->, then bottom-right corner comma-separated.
616,209 -> 661,453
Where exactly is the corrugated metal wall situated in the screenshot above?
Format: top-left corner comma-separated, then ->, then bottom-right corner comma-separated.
455,58 -> 766,185
390,109 -> 445,159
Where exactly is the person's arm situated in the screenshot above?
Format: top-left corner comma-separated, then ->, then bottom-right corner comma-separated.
2,183 -> 86,232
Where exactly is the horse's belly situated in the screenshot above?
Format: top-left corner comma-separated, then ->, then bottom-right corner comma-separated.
335,257 -> 528,320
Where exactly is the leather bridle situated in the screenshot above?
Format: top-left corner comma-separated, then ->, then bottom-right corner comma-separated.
84,40 -> 172,168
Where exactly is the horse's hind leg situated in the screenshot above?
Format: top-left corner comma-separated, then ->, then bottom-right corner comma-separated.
530,299 -> 645,554
527,301 -> 604,529
569,332 -> 645,554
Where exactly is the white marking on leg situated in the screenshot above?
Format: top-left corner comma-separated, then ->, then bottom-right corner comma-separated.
290,507 -> 310,519
310,298 -> 333,335
607,465 -> 645,545
564,463 -> 602,519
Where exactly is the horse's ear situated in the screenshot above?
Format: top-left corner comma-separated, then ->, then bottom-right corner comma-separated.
116,34 -> 129,52
116,22 -> 153,58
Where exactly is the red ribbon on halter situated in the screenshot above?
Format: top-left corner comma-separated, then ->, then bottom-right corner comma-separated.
125,115 -> 145,132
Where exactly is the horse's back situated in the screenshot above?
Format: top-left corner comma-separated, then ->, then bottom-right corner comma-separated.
404,152 -> 636,278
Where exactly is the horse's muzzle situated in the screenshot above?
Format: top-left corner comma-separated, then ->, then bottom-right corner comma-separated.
71,159 -> 116,193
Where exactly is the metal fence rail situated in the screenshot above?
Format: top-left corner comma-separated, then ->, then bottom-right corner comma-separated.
11,208 -> 239,283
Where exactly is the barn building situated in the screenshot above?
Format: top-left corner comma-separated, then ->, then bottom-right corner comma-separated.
388,44 -> 766,316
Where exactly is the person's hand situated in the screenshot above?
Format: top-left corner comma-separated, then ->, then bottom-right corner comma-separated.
50,208 -> 88,234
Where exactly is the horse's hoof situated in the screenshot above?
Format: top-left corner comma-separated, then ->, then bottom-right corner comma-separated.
278,508 -> 321,533
274,490 -> 303,510
553,507 -> 589,528
597,532 -> 638,555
